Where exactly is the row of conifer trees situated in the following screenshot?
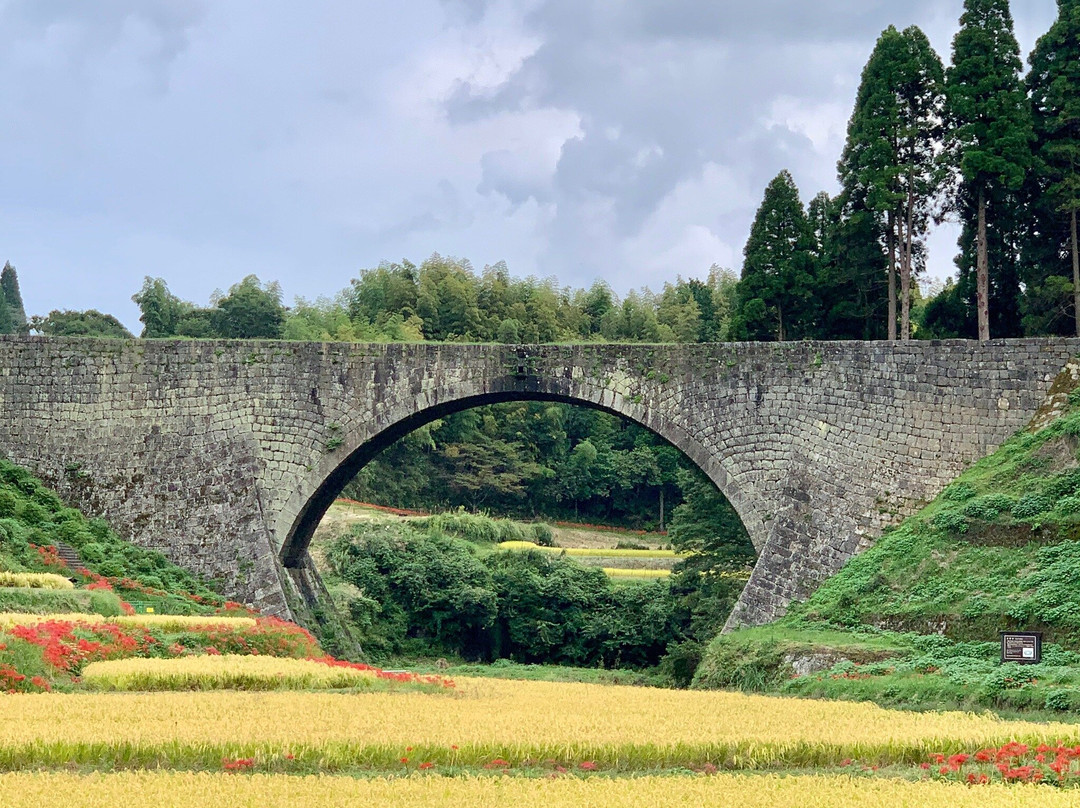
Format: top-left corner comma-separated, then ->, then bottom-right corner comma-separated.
732,0 -> 1080,343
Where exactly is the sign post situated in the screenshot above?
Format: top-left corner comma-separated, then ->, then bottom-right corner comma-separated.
1000,631 -> 1042,665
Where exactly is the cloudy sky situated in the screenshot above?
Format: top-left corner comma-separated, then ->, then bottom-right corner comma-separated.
0,0 -> 1060,331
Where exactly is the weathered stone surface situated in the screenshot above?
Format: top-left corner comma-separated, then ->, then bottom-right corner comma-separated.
0,336 -> 1076,624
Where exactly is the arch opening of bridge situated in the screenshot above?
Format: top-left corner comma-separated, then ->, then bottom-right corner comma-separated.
278,383 -> 766,571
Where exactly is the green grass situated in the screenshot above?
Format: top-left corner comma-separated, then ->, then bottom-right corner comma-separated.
498,541 -> 679,558
0,587 -> 123,616
413,513 -> 555,546
407,658 -> 668,687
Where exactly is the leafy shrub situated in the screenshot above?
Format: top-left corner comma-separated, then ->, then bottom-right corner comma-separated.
1044,688 -> 1080,711
530,523 -> 555,547
328,520 -> 680,669
0,490 -> 17,519
31,488 -> 62,512
1055,496 -> 1080,516
942,483 -> 977,502
961,494 -> 1015,521
1012,494 -> 1052,520
931,510 -> 968,534
98,561 -> 124,578
137,575 -> 165,591
692,634 -> 788,691
1044,469 -> 1080,499
17,502 -> 46,526
659,640 -> 703,688
79,543 -> 107,564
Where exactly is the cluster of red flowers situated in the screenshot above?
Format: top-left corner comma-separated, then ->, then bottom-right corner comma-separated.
312,655 -> 454,689
0,663 -> 50,693
9,620 -> 153,673
221,757 -> 255,772
29,543 -> 66,570
2,598 -> 455,691
926,742 -> 1080,786
2,616 -> 351,687
197,618 -> 323,658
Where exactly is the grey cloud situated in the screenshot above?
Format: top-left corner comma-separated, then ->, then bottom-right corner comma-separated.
437,0 -> 492,25
528,0 -> 943,44
478,149 -> 553,205
2,0 -> 205,66
442,0 -> 983,284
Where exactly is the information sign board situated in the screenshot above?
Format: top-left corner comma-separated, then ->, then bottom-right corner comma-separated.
1000,632 -> 1042,665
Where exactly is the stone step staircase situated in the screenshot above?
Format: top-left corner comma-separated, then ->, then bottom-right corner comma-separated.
52,541 -> 83,572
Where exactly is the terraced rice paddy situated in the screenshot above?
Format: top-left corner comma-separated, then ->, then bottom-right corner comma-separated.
81,655 -> 380,691
1,677 -> 1077,772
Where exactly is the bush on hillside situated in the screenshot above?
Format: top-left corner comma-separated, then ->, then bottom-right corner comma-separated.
327,521 -> 681,668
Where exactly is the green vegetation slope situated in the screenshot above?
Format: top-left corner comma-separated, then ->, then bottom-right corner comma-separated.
696,361 -> 1080,716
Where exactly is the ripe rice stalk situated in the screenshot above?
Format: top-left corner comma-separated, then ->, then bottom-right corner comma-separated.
0,572 -> 74,590
0,679 -> 1078,771
82,655 -> 378,692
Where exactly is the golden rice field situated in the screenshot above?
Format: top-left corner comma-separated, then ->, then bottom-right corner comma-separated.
82,655 -> 378,692
498,541 -> 680,558
602,568 -> 671,579
1,677 -> 1077,771
0,612 -> 257,630
0,771 -> 1076,808
0,571 -> 74,589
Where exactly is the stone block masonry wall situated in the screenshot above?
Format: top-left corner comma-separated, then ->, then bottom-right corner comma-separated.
0,336 -> 1076,624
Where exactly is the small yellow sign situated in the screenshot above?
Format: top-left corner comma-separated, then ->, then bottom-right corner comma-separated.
145,607 -> 155,614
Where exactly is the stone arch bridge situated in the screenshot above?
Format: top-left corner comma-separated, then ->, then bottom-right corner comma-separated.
1,336 -> 1076,626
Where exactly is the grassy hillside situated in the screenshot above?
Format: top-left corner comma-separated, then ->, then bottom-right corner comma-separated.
0,458 -> 225,614
799,394 -> 1080,645
696,362 -> 1080,716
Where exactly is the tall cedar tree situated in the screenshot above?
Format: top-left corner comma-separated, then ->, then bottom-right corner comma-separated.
1026,0 -> 1080,336
838,26 -> 944,341
945,0 -> 1033,340
732,171 -> 818,341
0,263 -> 27,333
816,187 -> 891,340
0,286 -> 12,335
894,27 -> 946,341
